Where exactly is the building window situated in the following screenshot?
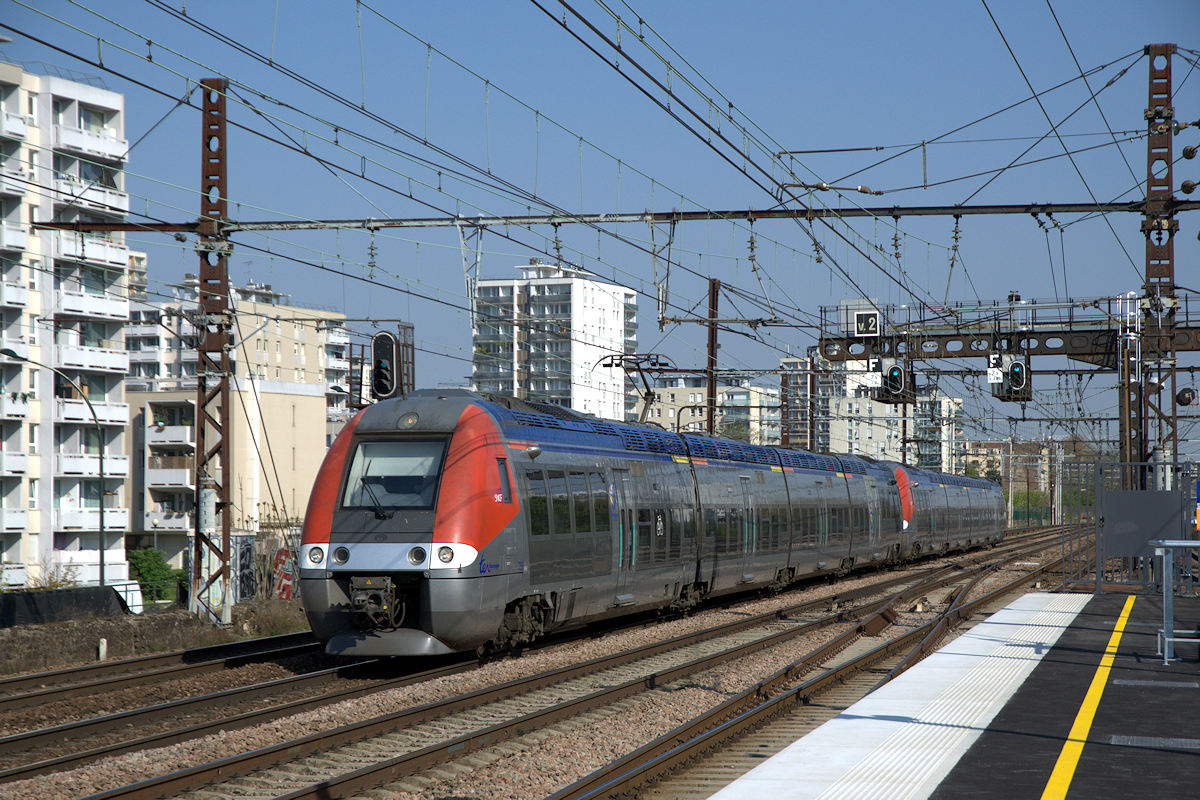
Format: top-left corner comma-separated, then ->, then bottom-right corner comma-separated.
28,423 -> 37,454
28,478 -> 37,508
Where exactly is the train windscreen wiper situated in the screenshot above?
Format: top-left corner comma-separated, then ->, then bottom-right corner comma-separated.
359,460 -> 394,520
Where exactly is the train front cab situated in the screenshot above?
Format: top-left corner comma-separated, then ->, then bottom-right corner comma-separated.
300,396 -> 521,656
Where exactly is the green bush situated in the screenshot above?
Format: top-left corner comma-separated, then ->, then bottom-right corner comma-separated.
128,548 -> 184,602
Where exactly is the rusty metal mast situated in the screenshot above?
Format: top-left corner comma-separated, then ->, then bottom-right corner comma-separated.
191,79 -> 234,624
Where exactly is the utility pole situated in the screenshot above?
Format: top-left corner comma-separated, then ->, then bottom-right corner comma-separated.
707,278 -> 719,434
1136,43 -> 1180,486
192,79 -> 234,625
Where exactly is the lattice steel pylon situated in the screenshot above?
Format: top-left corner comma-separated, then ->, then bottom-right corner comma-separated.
1134,43 -> 1180,485
191,79 -> 234,624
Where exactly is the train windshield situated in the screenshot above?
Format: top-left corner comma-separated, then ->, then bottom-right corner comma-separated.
341,439 -> 447,510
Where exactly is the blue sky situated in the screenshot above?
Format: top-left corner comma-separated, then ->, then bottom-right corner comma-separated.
5,1 -> 1200,449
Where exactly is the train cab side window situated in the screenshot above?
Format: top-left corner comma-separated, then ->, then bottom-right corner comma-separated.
589,472 -> 610,532
497,458 -> 512,503
569,471 -> 592,533
548,470 -> 571,535
683,507 -> 697,541
526,470 -> 550,536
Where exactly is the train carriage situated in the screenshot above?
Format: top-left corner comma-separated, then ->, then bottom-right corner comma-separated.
300,390 -> 1005,657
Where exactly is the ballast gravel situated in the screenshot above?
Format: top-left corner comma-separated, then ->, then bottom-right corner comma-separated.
5,541 -> 1060,800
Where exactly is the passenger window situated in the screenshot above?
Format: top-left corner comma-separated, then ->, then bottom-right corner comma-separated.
590,472 -> 610,532
570,471 -> 591,533
669,508 -> 683,558
526,470 -> 549,536
683,507 -> 697,540
548,470 -> 571,535
730,507 -> 744,553
637,508 -> 653,564
714,508 -> 729,553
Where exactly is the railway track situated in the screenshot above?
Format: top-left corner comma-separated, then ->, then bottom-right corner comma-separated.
0,631 -> 320,711
551,549 -> 1068,799
61,530 -> 1065,799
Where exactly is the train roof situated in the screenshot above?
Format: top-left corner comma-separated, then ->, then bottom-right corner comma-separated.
366,391 -> 998,488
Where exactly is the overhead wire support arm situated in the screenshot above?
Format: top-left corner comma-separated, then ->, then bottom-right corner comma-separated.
33,199 -> 1197,236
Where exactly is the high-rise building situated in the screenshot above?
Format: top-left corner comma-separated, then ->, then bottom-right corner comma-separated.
780,351 -> 964,470
471,262 -> 637,420
1,59 -> 133,588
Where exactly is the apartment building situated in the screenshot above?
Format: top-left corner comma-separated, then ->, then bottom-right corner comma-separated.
471,262 -> 637,421
634,378 -> 781,444
0,59 -> 134,587
124,279 -> 350,567
780,351 -> 964,471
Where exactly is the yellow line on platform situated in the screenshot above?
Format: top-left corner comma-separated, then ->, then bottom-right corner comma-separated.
1040,594 -> 1136,800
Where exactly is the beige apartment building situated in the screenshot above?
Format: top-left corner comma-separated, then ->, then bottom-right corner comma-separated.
124,278 -> 350,567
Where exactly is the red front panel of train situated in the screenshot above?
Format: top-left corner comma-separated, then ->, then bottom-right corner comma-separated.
432,404 -> 519,549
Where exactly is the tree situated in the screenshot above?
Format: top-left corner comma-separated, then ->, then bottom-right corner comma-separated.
128,548 -> 185,602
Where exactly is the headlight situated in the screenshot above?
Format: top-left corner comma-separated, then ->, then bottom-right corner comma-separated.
438,546 -> 454,563
332,547 -> 349,564
307,546 -> 324,564
408,547 -> 426,566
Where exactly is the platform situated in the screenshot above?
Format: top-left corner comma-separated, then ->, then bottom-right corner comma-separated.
710,591 -> 1200,799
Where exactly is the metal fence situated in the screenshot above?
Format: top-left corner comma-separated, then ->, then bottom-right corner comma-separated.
1058,461 -> 1198,592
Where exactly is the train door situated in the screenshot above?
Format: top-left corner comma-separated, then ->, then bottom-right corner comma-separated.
612,469 -> 636,606
739,475 -> 755,583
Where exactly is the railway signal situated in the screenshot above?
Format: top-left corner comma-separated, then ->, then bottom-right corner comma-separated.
371,331 -> 400,399
990,354 -> 1032,402
876,359 -> 914,405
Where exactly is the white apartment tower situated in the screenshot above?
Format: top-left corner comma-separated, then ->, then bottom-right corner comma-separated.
471,262 -> 637,420
1,60 -> 132,586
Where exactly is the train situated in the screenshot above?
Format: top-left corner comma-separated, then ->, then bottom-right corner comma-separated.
299,389 -> 1005,657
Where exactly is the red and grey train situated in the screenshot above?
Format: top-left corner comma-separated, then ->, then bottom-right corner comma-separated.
300,389 -> 1005,656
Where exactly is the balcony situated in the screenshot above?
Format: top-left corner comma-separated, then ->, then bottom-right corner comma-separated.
0,166 -> 25,196
0,221 -> 27,252
56,398 -> 129,426
128,349 -> 159,363
326,356 -> 350,372
50,553 -> 130,586
53,124 -> 129,162
53,176 -> 130,214
1,111 -> 26,139
144,511 -> 192,531
326,328 -> 350,346
55,287 -> 130,321
57,343 -> 129,373
0,450 -> 27,476
0,339 -> 28,363
125,323 -> 160,337
146,457 -> 194,489
52,230 -> 129,267
0,280 -> 28,309
55,452 -> 131,477
147,424 -> 194,447
0,393 -> 28,420
1,562 -> 26,587
0,510 -> 24,534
